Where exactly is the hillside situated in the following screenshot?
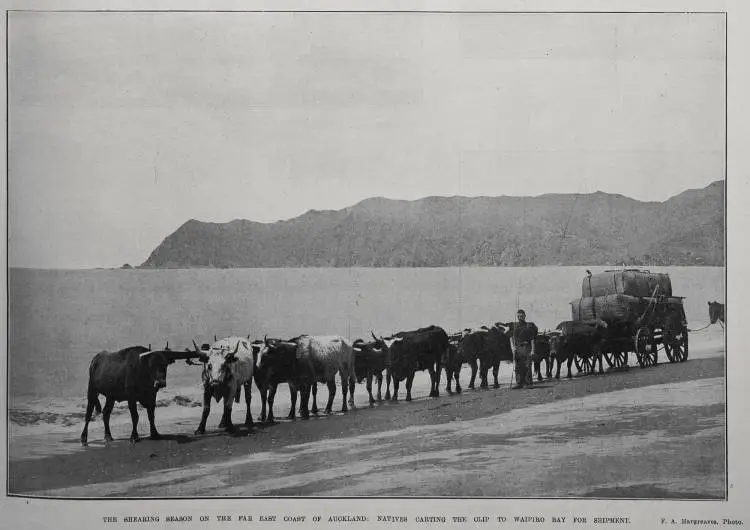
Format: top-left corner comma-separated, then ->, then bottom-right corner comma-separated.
141,180 -> 725,268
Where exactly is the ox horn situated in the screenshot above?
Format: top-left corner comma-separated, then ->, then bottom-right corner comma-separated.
192,339 -> 200,352
371,331 -> 379,342
214,335 -> 218,342
165,340 -> 170,351
148,343 -> 151,351
227,341 -> 240,357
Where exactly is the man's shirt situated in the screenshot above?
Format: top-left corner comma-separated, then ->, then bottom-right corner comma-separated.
508,321 -> 539,345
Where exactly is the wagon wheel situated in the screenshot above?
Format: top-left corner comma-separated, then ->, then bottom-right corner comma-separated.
574,354 -> 593,374
663,324 -> 677,363
634,327 -> 656,368
663,323 -> 689,363
665,326 -> 689,363
604,351 -> 626,368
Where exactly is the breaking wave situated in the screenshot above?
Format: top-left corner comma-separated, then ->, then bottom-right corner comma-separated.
9,394 -> 203,428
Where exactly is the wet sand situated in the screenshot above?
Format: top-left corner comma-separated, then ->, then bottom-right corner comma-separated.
8,353 -> 725,498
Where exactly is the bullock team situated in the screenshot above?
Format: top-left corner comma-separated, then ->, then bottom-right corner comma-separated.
79,315 -> 635,446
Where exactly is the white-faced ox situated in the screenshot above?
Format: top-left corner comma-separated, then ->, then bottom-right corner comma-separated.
195,336 -> 256,435
81,345 -> 203,446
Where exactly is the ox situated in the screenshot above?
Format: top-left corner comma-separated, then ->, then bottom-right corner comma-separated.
221,338 -> 299,423
254,338 -> 309,423
532,333 -> 553,381
195,336 -> 256,435
442,333 -> 464,394
709,301 -> 725,327
81,344 -> 202,446
548,320 -> 608,379
349,339 -> 388,406
374,325 -> 447,401
294,335 -> 355,415
458,324 -> 513,390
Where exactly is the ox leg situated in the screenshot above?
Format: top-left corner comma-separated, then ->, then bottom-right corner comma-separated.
221,392 -> 237,434
385,370 -> 392,400
267,383 -> 278,423
454,367 -> 462,394
244,382 -> 254,425
348,378 -> 356,406
445,368 -> 453,394
479,361 -> 489,389
435,361 -> 441,397
566,357 -> 573,379
392,379 -> 400,401
325,380 -> 336,414
405,373 -> 415,401
376,374 -> 383,401
102,397 -> 116,443
493,363 -> 501,388
554,358 -> 561,380
127,399 -> 140,443
195,387 -> 211,435
81,396 -> 98,447
288,387 -> 297,420
259,387 -> 267,423
299,384 -> 311,419
340,377 -> 349,413
144,400 -> 160,440
366,376 -> 375,406
311,384 -> 319,415
468,360 -> 478,389
428,366 -> 439,398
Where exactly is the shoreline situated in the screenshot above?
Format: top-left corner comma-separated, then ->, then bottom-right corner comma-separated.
8,352 -> 726,497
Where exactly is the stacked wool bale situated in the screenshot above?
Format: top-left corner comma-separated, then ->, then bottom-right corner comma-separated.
571,270 -> 673,324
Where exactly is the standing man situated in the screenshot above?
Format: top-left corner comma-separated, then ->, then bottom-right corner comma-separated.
508,309 -> 538,389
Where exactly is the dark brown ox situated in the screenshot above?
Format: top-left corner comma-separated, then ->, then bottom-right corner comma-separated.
374,325 -> 447,401
458,324 -> 513,389
254,339 -> 307,423
548,320 -> 608,379
80,345 -> 202,446
349,339 -> 388,405
532,333 -> 554,381
442,333 -> 464,394
708,301 -> 725,327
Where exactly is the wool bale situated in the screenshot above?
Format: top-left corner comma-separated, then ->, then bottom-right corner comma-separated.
571,294 -> 649,324
582,270 -> 673,298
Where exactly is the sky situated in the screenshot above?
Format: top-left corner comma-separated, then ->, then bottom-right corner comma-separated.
8,11 -> 726,269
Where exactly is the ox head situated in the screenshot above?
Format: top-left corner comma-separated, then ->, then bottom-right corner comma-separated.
708,301 -> 724,324
370,331 -> 403,351
203,340 -> 241,388
545,330 -> 563,357
137,346 -> 204,391
255,337 -> 297,388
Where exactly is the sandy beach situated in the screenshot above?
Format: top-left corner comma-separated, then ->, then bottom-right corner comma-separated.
8,339 -> 725,499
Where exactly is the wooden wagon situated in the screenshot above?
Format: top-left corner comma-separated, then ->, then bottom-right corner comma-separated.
570,269 -> 689,373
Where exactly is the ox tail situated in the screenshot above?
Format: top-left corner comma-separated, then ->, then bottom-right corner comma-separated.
87,355 -> 103,415
92,394 -> 102,414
